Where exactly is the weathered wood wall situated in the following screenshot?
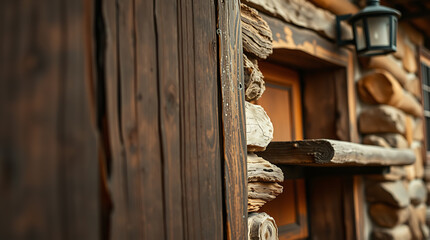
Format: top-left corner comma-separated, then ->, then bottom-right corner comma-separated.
0,0 -> 247,239
0,0 -> 99,239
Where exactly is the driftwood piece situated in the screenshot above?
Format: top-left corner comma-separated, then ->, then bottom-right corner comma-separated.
247,153 -> 283,182
363,135 -> 391,148
408,205 -> 423,240
357,70 -> 422,117
248,182 -> 283,202
372,225 -> 412,240
246,102 -> 274,152
409,179 -> 427,206
366,181 -> 410,208
363,134 -> 408,149
413,204 -> 427,224
241,4 -> 273,59
248,212 -> 278,240
406,77 -> 422,101
369,203 -> 410,228
257,139 -> 415,166
403,42 -> 417,73
248,198 -> 267,212
242,0 -> 352,40
366,166 -> 407,181
413,119 -> 424,141
244,54 -> 265,101
361,56 -> 409,87
358,105 -> 406,135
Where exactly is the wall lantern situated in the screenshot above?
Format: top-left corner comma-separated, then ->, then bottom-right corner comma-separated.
336,0 -> 401,56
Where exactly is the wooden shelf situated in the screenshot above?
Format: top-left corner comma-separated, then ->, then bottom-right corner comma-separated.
257,139 -> 415,167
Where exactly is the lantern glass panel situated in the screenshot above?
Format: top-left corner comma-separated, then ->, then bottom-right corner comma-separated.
355,19 -> 366,50
367,16 -> 390,47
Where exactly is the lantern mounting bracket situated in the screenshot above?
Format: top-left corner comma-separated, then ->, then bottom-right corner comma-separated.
336,14 -> 354,47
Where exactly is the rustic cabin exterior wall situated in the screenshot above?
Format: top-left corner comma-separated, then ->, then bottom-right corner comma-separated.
240,0 -> 429,239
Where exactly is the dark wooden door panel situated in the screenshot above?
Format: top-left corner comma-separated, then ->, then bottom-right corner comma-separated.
257,62 -> 308,240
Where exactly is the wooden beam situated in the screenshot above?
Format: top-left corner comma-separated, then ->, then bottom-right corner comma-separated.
257,139 -> 416,166
308,0 -> 359,15
218,0 -> 248,239
242,0 -> 352,40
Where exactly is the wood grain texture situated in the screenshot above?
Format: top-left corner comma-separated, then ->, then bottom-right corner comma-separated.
103,0 -> 224,239
241,0 -> 352,40
258,139 -> 416,166
248,212 -> 279,240
0,0 -> 99,239
218,0 -> 248,239
357,70 -> 422,117
240,3 -> 273,59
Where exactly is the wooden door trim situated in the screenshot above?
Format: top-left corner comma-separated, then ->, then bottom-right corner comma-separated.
259,62 -> 303,141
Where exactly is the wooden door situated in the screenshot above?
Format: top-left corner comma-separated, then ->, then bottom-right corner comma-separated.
256,62 -> 308,239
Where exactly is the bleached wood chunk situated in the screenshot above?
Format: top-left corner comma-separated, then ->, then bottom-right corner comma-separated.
359,105 -> 406,135
248,198 -> 267,212
407,205 -> 423,240
409,179 -> 427,206
405,165 -> 416,181
357,70 -> 422,117
241,4 -> 273,59
413,119 -> 424,141
366,166 -> 407,181
366,181 -> 410,208
363,135 -> 391,148
369,203 -> 410,228
403,42 -> 417,73
413,204 -> 427,224
405,115 -> 414,146
406,77 -> 422,101
244,54 -> 265,101
248,182 -> 283,202
424,166 -> 430,182
248,153 -> 284,182
363,134 -> 408,149
361,56 -> 409,87
242,0 -> 352,40
248,212 -> 278,240
372,225 -> 412,240
413,145 -> 424,179
421,223 -> 430,240
246,102 -> 274,152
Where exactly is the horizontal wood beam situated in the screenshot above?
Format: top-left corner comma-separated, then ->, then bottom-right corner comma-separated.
257,139 -> 415,166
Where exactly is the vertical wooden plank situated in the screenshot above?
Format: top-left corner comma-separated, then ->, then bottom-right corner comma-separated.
134,0 -> 166,239
0,1 -> 63,239
154,0 -> 184,239
218,0 -> 248,239
102,0 -> 128,238
0,0 -> 99,239
303,71 -> 337,139
189,0 -> 224,239
60,0 -> 99,239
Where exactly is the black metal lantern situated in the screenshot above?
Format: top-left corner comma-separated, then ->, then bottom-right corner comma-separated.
336,0 -> 401,56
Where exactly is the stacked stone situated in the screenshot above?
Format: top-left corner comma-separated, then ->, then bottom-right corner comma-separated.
241,3 -> 283,240
359,28 -> 429,239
